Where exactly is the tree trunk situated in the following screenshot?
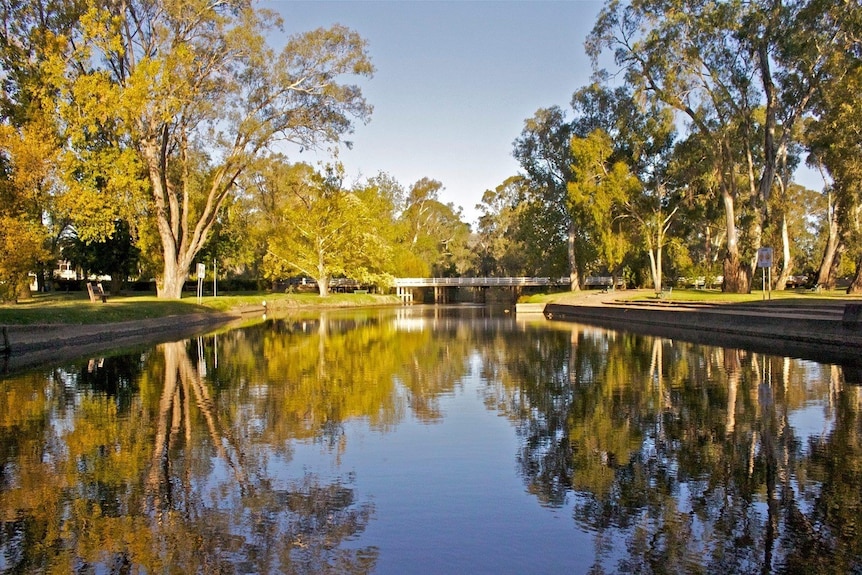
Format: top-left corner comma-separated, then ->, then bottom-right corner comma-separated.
648,248 -> 660,292
721,189 -> 750,293
647,244 -> 665,293
158,259 -> 188,299
316,242 -> 330,296
16,280 -> 32,302
774,213 -> 791,290
37,267 -> 49,293
317,276 -> 330,297
816,194 -> 841,288
143,138 -> 214,301
848,254 -> 862,294
567,221 -> 581,291
723,251 -> 750,293
110,267 -> 124,296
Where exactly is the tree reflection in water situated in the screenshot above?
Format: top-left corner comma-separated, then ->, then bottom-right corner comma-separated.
0,338 -> 377,574
485,322 -> 862,574
2,309 -> 862,573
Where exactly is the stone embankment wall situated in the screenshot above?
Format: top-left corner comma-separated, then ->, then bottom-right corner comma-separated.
538,301 -> 862,382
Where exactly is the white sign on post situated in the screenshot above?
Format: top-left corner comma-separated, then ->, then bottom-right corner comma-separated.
196,263 -> 206,303
757,247 -> 773,268
757,247 -> 773,300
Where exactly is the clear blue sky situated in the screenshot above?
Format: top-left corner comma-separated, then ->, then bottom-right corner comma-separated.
265,0 -> 604,225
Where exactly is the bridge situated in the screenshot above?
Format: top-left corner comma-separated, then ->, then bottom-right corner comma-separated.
393,277 -> 571,288
392,276 -> 574,303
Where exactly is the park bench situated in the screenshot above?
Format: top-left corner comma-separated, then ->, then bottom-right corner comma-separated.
87,282 -> 108,303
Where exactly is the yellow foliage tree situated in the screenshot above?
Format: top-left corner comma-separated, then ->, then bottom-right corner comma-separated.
254,161 -> 393,296
59,1 -> 373,298
0,121 -> 56,300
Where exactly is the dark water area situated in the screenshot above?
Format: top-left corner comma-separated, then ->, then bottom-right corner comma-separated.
1,305 -> 860,574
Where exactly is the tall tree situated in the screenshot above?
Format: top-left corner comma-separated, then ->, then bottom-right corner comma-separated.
570,83 -> 678,292
257,161 -> 391,296
588,0 -> 837,293
59,1 -> 373,298
475,175 -> 570,277
804,1 -> 862,292
772,182 -> 826,280
589,1 -> 755,292
0,121 -> 53,300
397,178 -> 472,277
568,130 -> 640,285
513,107 -> 585,288
0,0 -> 86,297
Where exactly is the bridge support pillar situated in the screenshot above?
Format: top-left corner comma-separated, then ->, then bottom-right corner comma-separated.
396,286 -> 413,304
433,286 -> 448,304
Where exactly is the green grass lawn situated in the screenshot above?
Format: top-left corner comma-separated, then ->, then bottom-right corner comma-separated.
0,291 -> 401,325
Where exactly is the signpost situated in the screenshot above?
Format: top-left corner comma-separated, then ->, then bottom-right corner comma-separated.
196,262 -> 206,304
757,247 -> 773,300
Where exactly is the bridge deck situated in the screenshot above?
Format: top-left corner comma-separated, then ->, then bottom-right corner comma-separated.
393,277 -> 572,288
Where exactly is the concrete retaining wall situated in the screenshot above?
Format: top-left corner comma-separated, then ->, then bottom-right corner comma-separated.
543,302 -> 862,373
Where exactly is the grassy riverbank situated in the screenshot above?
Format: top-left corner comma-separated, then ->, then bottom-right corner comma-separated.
522,287 -> 860,306
4,287 -> 858,326
0,291 -> 401,325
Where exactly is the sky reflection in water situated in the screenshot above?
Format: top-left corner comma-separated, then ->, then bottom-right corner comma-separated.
1,306 -> 860,574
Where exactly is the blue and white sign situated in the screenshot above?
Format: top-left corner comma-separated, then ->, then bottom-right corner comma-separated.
757,247 -> 773,268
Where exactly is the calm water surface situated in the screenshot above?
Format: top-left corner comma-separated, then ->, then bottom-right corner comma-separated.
1,306 -> 861,574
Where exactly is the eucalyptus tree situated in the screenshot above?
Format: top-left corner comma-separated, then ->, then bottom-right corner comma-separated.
475,176 -> 536,276
805,170 -> 846,289
570,83 -> 678,292
474,175 -> 566,277
397,178 -> 473,277
56,0 -> 373,299
513,107 -> 586,288
804,1 -> 862,292
778,182 -> 827,278
568,129 -> 640,286
511,194 -> 572,278
588,0 -> 755,292
474,180 -> 513,276
514,83 -> 679,290
664,130 -> 728,284
588,0 -> 839,293
754,0 -> 854,290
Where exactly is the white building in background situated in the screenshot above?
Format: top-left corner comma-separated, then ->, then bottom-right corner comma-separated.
54,260 -> 78,280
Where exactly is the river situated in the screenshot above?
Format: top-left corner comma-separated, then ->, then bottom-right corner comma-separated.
1,305 -> 859,574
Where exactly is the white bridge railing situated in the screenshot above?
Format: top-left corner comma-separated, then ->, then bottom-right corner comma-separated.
393,277 -> 572,288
